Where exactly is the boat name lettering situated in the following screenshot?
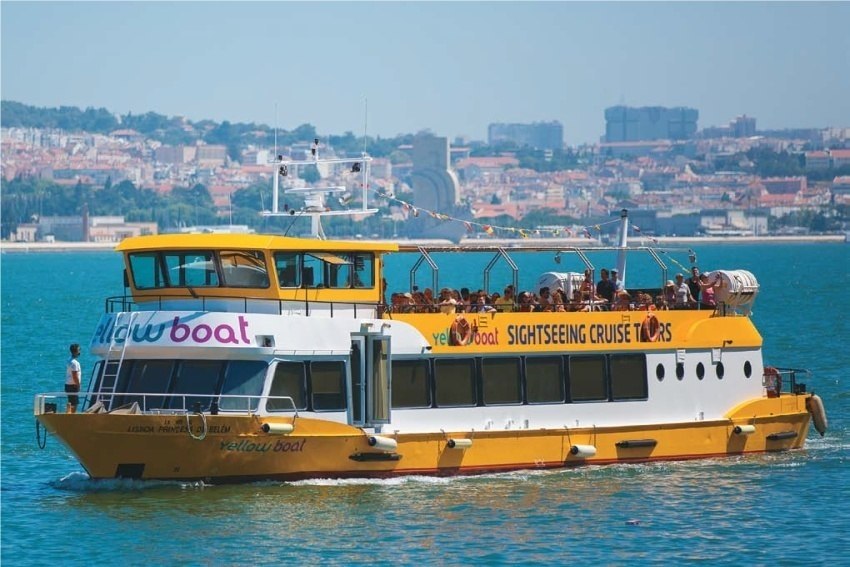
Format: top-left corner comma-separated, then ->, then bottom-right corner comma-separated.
432,328 -> 500,346
219,439 -> 306,453
507,322 -> 672,346
94,316 -> 251,345
125,424 -> 233,434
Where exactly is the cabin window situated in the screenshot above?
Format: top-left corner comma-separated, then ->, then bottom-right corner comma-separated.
744,361 -> 752,378
350,253 -> 375,288
167,360 -> 223,410
434,359 -> 476,407
525,356 -> 565,404
696,362 -> 706,380
309,361 -> 347,411
273,252 -> 375,289
482,357 -> 522,405
163,251 -> 219,287
569,356 -> 607,402
609,354 -> 648,400
219,250 -> 270,288
274,253 -> 301,288
218,361 -> 268,411
122,359 -> 175,411
656,363 -> 665,382
391,359 -> 431,408
268,362 -> 306,411
716,362 -> 725,380
676,362 -> 685,380
128,252 -> 166,289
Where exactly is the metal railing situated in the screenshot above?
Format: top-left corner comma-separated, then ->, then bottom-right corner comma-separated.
34,392 -> 298,416
105,294 -> 377,318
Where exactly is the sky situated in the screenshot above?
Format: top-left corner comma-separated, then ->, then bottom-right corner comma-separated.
2,2 -> 849,145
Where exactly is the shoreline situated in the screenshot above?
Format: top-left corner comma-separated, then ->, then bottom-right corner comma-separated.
0,234 -> 845,253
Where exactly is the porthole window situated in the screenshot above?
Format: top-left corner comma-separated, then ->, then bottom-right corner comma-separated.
656,364 -> 665,382
676,362 -> 685,380
744,361 -> 752,378
696,362 -> 705,380
716,362 -> 725,380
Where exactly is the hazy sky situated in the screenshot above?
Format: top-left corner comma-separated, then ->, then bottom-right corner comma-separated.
2,2 -> 849,144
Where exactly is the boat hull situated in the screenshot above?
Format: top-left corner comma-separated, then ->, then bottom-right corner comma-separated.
37,394 -> 812,483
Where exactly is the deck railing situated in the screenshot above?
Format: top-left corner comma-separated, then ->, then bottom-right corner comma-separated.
34,392 -> 298,416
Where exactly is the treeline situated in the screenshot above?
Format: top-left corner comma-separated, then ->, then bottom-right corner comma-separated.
1,100 -> 417,161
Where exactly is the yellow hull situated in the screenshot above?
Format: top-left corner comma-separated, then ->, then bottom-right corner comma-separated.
37,394 -> 812,482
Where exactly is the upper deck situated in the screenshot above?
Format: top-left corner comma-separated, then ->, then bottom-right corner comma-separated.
116,233 -> 397,310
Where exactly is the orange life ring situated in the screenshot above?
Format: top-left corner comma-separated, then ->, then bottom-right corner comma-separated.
764,366 -> 782,398
641,312 -> 661,342
450,316 -> 474,346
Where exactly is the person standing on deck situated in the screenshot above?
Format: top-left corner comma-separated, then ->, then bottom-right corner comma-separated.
688,266 -> 702,305
65,343 -> 82,413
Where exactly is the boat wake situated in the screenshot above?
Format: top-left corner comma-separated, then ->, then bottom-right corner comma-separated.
50,471 -> 213,492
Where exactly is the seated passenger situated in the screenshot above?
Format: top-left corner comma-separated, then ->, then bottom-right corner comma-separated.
538,287 -> 553,311
518,291 -> 537,312
612,290 -> 632,311
495,285 -> 516,312
552,289 -> 567,312
475,295 -> 496,313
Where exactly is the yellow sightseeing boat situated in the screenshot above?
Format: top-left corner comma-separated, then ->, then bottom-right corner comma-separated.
34,151 -> 827,483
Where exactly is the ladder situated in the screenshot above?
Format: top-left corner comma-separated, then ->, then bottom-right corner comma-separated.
97,311 -> 137,410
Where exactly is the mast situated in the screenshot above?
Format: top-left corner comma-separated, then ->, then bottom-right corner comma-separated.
616,208 -> 629,286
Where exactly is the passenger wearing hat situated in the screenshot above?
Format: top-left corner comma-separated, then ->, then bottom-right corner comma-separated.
611,269 -> 624,293
65,343 -> 82,414
662,280 -> 677,307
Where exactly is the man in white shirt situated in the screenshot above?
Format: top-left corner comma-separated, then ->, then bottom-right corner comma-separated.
65,343 -> 82,413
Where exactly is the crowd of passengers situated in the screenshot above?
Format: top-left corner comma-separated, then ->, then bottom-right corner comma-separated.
386,266 -> 722,314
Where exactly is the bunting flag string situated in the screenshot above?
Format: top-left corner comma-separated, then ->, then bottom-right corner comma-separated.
367,186 -> 622,239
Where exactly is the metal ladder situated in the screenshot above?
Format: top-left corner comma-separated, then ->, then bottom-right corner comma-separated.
97,312 -> 137,410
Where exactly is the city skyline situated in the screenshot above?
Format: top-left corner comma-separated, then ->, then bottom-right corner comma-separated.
2,2 -> 849,145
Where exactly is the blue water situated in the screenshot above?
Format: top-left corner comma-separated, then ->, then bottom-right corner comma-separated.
2,243 -> 848,564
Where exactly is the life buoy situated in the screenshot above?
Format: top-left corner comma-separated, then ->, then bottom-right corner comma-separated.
641,312 -> 661,342
764,366 -> 782,398
450,316 -> 474,346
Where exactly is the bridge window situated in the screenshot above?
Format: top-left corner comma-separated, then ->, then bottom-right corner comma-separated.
218,361 -> 267,411
128,252 -> 166,289
392,359 -> 431,408
482,357 -> 522,405
525,356 -> 565,404
569,355 -> 607,402
163,251 -> 219,287
268,361 -> 306,411
273,251 -> 375,289
309,361 -> 347,411
609,354 -> 648,400
434,359 -> 476,407
219,250 -> 269,288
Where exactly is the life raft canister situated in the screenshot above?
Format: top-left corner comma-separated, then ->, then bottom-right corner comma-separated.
764,366 -> 782,398
450,316 -> 474,346
641,310 -> 661,342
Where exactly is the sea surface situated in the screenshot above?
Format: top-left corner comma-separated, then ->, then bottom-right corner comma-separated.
1,243 -> 848,565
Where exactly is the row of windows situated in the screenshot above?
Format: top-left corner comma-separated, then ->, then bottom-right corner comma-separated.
91,354 -> 649,414
128,250 -> 375,291
389,354 -> 648,409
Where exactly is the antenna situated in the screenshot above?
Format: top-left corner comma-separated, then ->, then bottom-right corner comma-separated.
363,96 -> 368,155
274,102 -> 278,163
